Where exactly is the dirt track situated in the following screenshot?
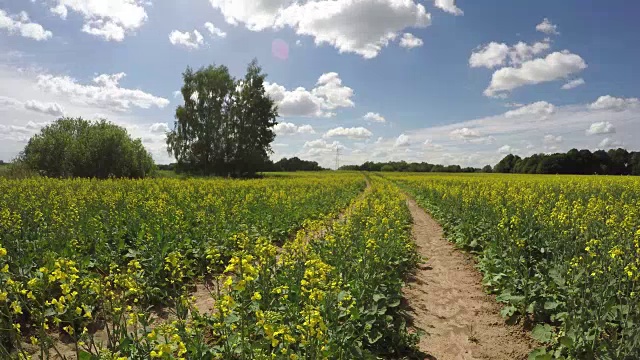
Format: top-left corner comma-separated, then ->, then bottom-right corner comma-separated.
404,198 -> 535,360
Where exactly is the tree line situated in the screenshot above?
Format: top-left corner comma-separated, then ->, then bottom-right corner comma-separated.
340,161 -> 485,173
158,157 -> 326,173
494,148 -> 640,175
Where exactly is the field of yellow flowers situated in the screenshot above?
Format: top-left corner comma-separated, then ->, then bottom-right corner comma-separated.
0,173 -> 421,359
388,173 -> 640,359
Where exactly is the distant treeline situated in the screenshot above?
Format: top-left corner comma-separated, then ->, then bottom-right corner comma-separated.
340,148 -> 640,175
494,148 -> 640,175
340,161 -> 484,173
158,157 -> 326,173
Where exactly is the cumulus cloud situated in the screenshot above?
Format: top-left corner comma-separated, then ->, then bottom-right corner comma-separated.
149,123 -> 170,134
24,100 -> 65,116
209,0 -> 431,58
498,145 -> 517,154
561,78 -> 585,90
536,18 -> 559,35
169,30 -> 205,49
274,122 -> 315,135
363,112 -> 386,123
395,133 -> 410,147
450,127 -> 481,141
423,139 -> 443,150
598,137 -> 622,149
504,101 -> 555,118
589,95 -> 639,111
543,134 -> 563,144
469,40 -> 550,69
399,33 -> 423,49
433,0 -> 463,16
204,22 -> 227,38
36,72 -> 170,111
324,126 -> 372,139
484,51 -> 587,97
0,9 -> 52,41
49,0 -> 150,41
586,121 -> 616,135
265,72 -> 354,117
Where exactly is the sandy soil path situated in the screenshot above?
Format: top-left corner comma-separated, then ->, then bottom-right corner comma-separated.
404,197 -> 535,360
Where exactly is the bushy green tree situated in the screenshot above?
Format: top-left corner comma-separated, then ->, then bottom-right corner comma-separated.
167,59 -> 278,177
21,117 -> 154,178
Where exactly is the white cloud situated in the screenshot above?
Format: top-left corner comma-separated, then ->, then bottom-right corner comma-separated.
313,72 -> 355,109
504,101 -> 555,118
265,72 -> 354,117
433,0 -> 463,16
509,40 -> 551,65
399,33 -> 423,49
589,95 -> 639,111
423,139 -> 443,150
302,139 -> 344,158
204,22 -> 227,38
395,133 -> 410,147
50,4 -> 68,19
450,127 -> 481,140
598,137 -> 622,149
484,51 -> 587,97
36,72 -> 170,111
469,42 -> 510,69
586,121 -> 616,135
0,9 -> 52,41
169,30 -> 205,49
210,0 -> 431,59
363,112 -> 385,123
297,124 -> 315,134
324,126 -> 372,139
470,40 -> 550,69
149,123 -> 170,134
24,100 -> 65,116
536,18 -> 559,35
49,0 -> 149,41
274,122 -> 315,136
498,145 -> 517,154
543,134 -> 563,144
561,78 -> 585,90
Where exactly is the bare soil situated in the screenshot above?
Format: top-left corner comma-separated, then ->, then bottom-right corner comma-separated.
404,197 -> 536,360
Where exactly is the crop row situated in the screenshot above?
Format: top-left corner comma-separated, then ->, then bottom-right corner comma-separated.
0,174 -> 421,359
389,173 -> 640,359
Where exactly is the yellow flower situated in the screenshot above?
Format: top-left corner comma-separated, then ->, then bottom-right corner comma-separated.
11,301 -> 22,315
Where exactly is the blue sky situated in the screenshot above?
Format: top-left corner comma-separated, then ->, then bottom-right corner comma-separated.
1,0 -> 639,168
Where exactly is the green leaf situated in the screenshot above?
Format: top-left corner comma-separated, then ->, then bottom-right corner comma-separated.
372,293 -> 386,302
528,348 -> 551,360
77,351 -> 93,360
549,268 -> 565,287
544,301 -> 559,310
559,335 -> 574,348
500,305 -> 517,318
366,330 -> 382,344
531,324 -> 553,343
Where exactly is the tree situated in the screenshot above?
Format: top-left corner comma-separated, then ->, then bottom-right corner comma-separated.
494,154 -> 521,173
167,60 -> 278,177
20,117 -> 154,178
481,165 -> 493,173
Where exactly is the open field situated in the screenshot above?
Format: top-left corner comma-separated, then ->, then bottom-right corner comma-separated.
1,172 -> 639,359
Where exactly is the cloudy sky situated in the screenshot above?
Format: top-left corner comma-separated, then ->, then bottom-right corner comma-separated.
1,0 -> 639,168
